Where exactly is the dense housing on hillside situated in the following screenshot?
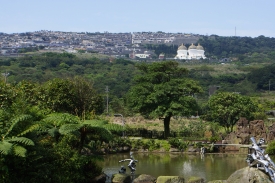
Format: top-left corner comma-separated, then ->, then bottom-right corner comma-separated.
0,31 -> 200,59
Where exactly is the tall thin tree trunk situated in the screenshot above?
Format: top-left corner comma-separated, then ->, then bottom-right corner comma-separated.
163,116 -> 171,139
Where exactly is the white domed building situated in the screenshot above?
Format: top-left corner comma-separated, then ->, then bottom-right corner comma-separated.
174,43 -> 188,59
174,43 -> 206,60
196,43 -> 206,59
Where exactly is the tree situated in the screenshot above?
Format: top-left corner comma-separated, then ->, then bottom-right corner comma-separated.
127,61 -> 202,138
42,76 -> 104,119
205,92 -> 257,132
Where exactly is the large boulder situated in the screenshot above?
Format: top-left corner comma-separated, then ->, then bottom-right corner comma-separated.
111,173 -> 132,183
92,173 -> 108,183
226,167 -> 272,183
133,174 -> 156,183
208,167 -> 273,183
156,176 -> 185,183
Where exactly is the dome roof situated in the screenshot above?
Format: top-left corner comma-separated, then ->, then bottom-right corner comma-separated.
188,43 -> 197,49
178,43 -> 187,50
196,43 -> 204,50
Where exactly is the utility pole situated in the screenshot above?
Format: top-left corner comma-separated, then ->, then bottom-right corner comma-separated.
105,86 -> 109,115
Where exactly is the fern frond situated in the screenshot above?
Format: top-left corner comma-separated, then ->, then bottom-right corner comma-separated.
4,114 -> 32,137
17,123 -> 44,136
0,141 -> 13,155
13,145 -> 27,157
83,119 -> 108,126
104,123 -> 124,132
86,126 -> 113,141
48,127 -> 60,137
43,113 -> 80,126
59,124 -> 83,135
8,137 -> 34,146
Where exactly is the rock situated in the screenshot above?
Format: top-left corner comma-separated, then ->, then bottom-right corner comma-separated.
156,176 -> 185,183
92,173 -> 108,183
226,167 -> 272,183
169,148 -> 181,152
123,146 -> 131,152
186,176 -> 204,183
187,147 -> 200,153
133,174 -> 156,183
249,120 -> 267,140
267,123 -> 275,142
111,173 -> 132,183
209,167 -> 273,183
224,118 -> 271,146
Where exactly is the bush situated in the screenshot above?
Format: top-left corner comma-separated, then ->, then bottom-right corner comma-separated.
266,140 -> 275,155
168,138 -> 189,151
168,138 -> 181,148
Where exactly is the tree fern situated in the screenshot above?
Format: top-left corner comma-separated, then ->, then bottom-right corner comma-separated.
104,123 -> 124,132
12,145 -> 27,157
18,123 -> 49,136
8,137 -> 35,146
85,126 -> 113,141
59,124 -> 83,135
43,113 -> 80,126
0,141 -> 12,155
3,114 -> 32,138
48,127 -> 60,138
82,119 -> 108,127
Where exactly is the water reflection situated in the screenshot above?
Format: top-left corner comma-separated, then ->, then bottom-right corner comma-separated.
101,153 -> 248,182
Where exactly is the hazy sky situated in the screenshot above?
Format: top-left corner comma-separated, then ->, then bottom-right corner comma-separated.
1,0 -> 275,37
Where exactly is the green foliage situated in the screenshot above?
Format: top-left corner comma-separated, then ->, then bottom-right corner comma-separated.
41,77 -> 104,118
209,136 -> 220,143
168,138 -> 189,151
203,92 -> 258,132
147,139 -> 161,151
199,35 -> 275,59
247,63 -> 275,90
127,61 -> 202,138
266,141 -> 275,155
1,54 -> 136,103
0,112 -> 35,157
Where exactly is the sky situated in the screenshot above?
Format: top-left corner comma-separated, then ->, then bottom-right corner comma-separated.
1,0 -> 275,38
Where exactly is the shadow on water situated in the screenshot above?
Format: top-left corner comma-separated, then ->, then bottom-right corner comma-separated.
101,153 -> 249,182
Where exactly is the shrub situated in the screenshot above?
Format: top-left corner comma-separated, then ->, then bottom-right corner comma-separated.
266,140 -> 275,155
147,139 -> 161,151
168,138 -> 181,148
168,138 -> 189,151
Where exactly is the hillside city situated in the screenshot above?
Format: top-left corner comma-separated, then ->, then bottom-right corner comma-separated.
0,30 -> 201,59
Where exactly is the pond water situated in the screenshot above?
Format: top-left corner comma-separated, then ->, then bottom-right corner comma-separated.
101,153 -> 249,182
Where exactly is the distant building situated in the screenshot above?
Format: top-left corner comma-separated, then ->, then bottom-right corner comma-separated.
129,50 -> 151,59
174,43 -> 206,60
159,53 -> 165,60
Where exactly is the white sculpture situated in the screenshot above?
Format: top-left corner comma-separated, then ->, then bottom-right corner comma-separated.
247,137 -> 275,183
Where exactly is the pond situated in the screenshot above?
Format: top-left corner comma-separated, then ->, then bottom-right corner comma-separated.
101,153 -> 249,182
